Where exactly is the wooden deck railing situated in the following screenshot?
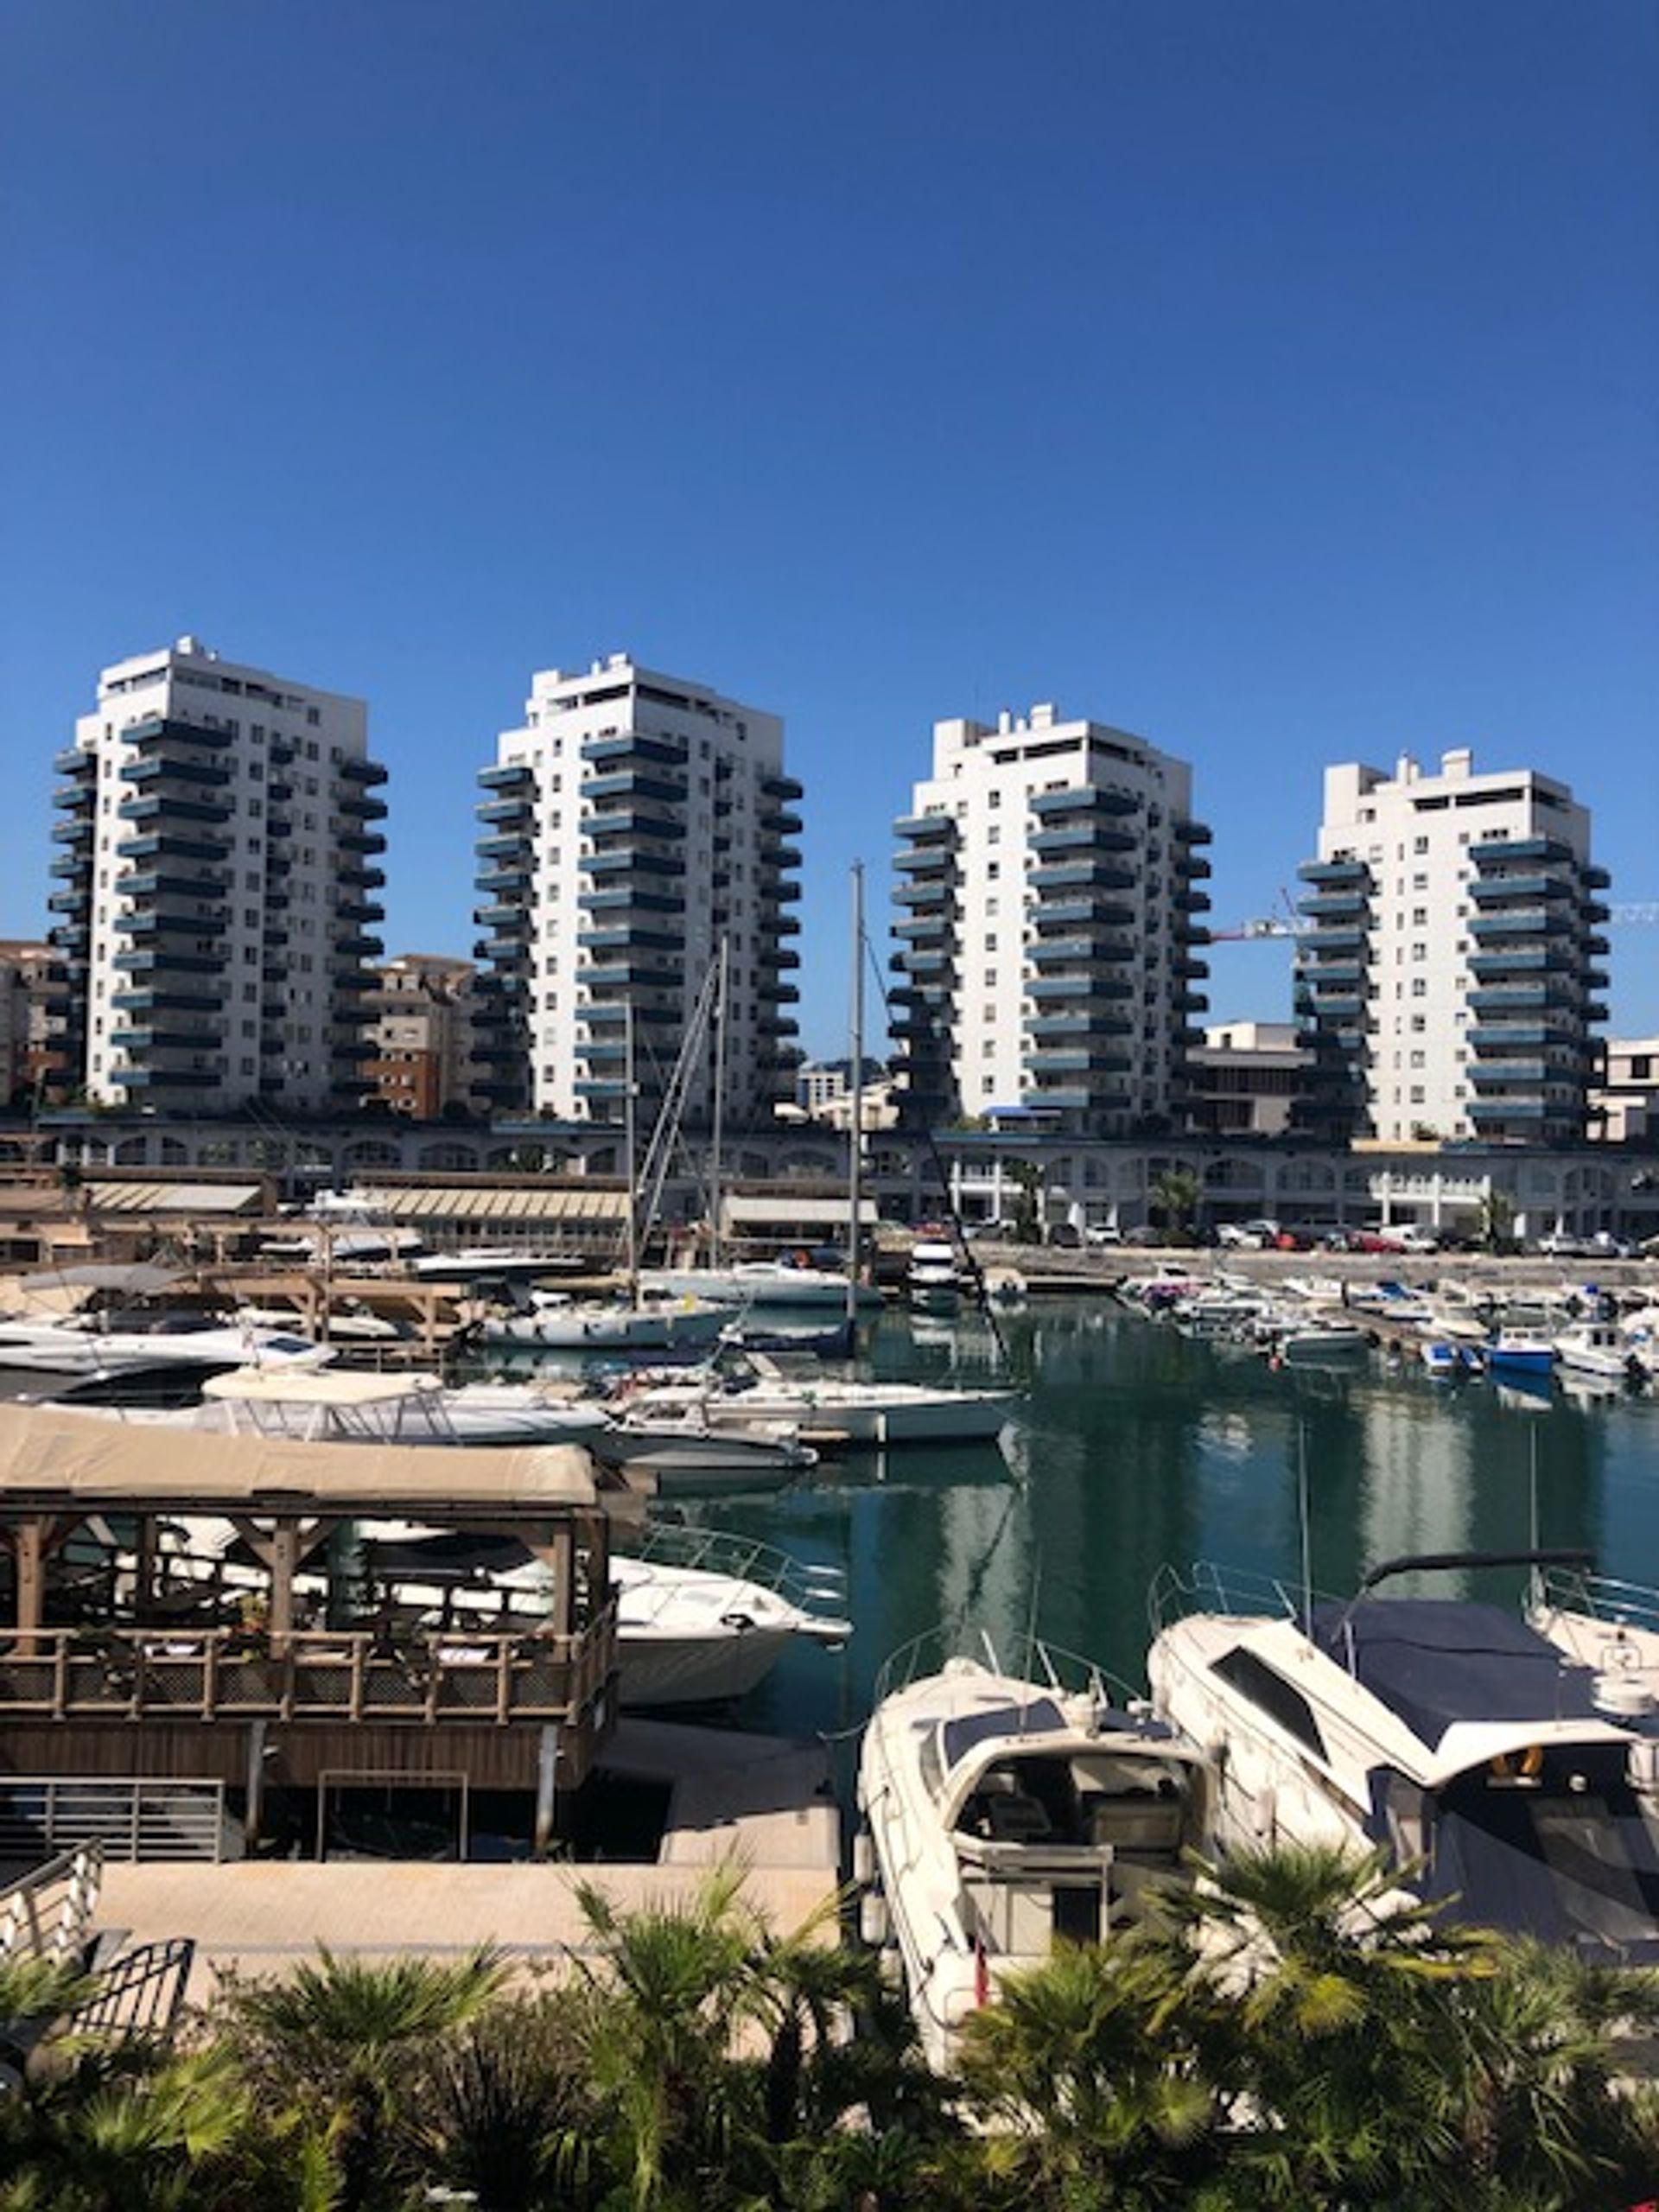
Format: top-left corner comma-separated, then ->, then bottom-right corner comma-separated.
0,1605 -> 616,1728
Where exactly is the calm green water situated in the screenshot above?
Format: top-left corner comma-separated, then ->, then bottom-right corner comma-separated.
702,1296 -> 1659,1741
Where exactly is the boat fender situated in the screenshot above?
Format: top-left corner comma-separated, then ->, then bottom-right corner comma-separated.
720,1611 -> 756,1634
858,1888 -> 890,1948
1251,1784 -> 1276,1841
852,1830 -> 875,1885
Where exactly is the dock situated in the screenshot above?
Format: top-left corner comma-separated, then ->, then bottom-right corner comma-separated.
93,1719 -> 840,2000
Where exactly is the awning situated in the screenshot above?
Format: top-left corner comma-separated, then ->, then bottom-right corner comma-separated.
0,1402 -> 604,1515
724,1196 -> 879,1226
86,1182 -> 264,1216
372,1188 -> 628,1225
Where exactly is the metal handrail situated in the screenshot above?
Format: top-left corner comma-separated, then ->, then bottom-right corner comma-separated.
1146,1560 -> 1311,1640
871,1620 -> 1139,1713
0,1841 -> 103,1964
1533,1565 -> 1659,1636
628,1522 -> 849,1623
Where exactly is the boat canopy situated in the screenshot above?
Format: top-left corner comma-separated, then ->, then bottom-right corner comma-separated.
201,1368 -> 444,1408
0,1401 -> 607,1516
1314,1599 -> 1600,1748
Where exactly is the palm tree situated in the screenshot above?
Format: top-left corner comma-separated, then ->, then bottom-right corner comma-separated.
953,1934 -> 1225,2205
0,2038 -> 252,2212
1149,1166 -> 1201,1241
220,1944 -> 506,2211
1476,1186 -> 1516,1252
405,1990 -> 600,2212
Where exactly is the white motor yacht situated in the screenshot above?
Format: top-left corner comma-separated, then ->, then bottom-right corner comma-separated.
1148,1550 -> 1659,1960
1552,1320 -> 1641,1385
856,1630 -> 1211,2074
622,1349 -> 1019,1446
0,1308 -> 333,1378
906,1234 -> 961,1305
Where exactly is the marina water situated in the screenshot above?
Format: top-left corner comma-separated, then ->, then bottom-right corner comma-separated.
700,1297 -> 1659,1741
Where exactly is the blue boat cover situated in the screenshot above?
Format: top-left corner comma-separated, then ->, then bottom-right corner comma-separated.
939,1698 -> 1166,1769
1312,1599 -> 1599,1751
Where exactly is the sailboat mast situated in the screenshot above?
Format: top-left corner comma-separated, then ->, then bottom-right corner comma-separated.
847,861 -> 865,1323
709,937 -> 728,1271
623,996 -> 639,1300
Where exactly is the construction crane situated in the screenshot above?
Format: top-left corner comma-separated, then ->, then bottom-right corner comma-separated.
1211,903 -> 1659,942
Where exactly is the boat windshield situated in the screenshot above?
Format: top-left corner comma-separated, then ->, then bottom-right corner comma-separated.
1417,1749 -> 1659,1960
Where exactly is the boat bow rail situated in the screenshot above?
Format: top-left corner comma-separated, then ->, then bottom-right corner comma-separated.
631,1521 -> 849,1638
1147,1560 -> 1322,1641
872,1622 -> 1141,1716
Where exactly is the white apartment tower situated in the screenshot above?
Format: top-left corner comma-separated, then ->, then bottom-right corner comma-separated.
471,655 -> 803,1122
1294,748 -> 1608,1143
891,704 -> 1211,1134
48,639 -> 387,1112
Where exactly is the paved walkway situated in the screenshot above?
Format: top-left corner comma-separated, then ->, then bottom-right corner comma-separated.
95,1719 -> 842,2002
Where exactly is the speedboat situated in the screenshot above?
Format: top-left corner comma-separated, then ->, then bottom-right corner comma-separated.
0,1307 -> 333,1377
906,1234 -> 961,1306
46,1367 -> 613,1450
856,1630 -> 1210,2074
623,1349 -> 1019,1446
1421,1339 -> 1475,1381
1484,1327 -> 1557,1380
410,1246 -> 588,1286
1552,1321 -> 1641,1386
1148,1550 -> 1659,1959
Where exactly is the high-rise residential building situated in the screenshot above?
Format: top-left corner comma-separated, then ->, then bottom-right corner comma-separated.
48,638 -> 387,1112
0,940 -> 71,1105
890,702 -> 1211,1135
1294,748 -> 1609,1144
363,954 -> 479,1117
470,653 -> 803,1123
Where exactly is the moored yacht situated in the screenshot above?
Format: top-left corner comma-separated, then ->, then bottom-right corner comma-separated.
0,1307 -> 333,1378
1552,1320 -> 1642,1386
622,1348 -> 1019,1446
474,1287 -> 728,1352
1148,1550 -> 1659,1959
856,1630 -> 1210,2074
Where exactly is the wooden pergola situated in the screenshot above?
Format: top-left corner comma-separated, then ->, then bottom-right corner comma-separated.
0,1405 -> 638,1852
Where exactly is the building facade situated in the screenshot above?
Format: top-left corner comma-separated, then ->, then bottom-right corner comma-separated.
890,702 -> 1211,1135
48,639 -> 387,1113
1294,749 -> 1607,1144
1188,1020 -> 1308,1137
471,654 -> 803,1124
1593,1037 -> 1659,1144
363,954 -> 478,1118
0,941 -> 70,1106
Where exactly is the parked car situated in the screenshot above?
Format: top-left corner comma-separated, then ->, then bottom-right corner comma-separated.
1535,1231 -> 1596,1260
1217,1218 -> 1281,1250
1084,1223 -> 1124,1247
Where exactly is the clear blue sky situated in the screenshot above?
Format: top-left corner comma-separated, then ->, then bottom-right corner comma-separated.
3,0 -> 1656,1055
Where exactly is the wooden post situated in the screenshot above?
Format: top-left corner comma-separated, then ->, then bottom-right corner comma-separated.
13,1519 -> 45,1646
268,1522 -> 300,1643
533,1722 -> 562,1859
245,1719 -> 268,1851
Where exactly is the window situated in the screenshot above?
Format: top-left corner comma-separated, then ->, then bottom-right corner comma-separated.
1212,1648 -> 1327,1759
1412,980 -> 1427,997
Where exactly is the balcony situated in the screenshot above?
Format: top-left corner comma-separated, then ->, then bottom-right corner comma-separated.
1022,1048 -> 1132,1076
760,807 -> 803,836
894,950 -> 956,977
340,757 -> 390,787
118,870 -> 227,901
46,888 -> 90,916
588,810 -> 688,842
583,770 -> 685,806
1470,836 -> 1573,868
1301,961 -> 1364,986
577,886 -> 684,916
1467,986 -> 1561,1013
1033,898 -> 1135,932
119,715 -> 232,753
108,1027 -> 218,1052
583,849 -> 685,880
1028,860 -> 1135,893
1468,910 -> 1573,940
1298,857 -> 1369,885
1468,950 -> 1574,978
1174,819 -> 1213,845
1469,1099 -> 1553,1122
893,916 -> 953,944
1027,975 -> 1134,1002
761,772 -> 804,802
1468,1061 -> 1551,1086
1468,874 -> 1573,906
478,762 -> 535,791
339,830 -> 388,855
120,755 -> 232,791
106,1066 -> 219,1090
338,792 -> 389,821
118,794 -> 232,828
111,988 -> 220,1014
1028,785 -> 1139,818
1299,891 -> 1369,919
1299,927 -> 1367,952
51,818 -> 94,846
577,925 -> 683,953
1027,823 -> 1136,857
580,733 -> 687,768
1024,1010 -> 1133,1039
893,879 -> 951,909
54,747 -> 96,777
